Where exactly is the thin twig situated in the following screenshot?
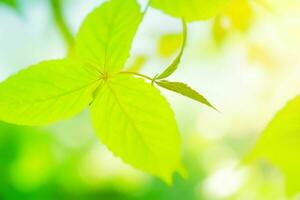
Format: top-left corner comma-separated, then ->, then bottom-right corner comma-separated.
50,0 -> 74,48
119,71 -> 153,81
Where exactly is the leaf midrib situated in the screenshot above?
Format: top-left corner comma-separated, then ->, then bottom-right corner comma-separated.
102,1 -> 125,72
0,79 -> 101,105
106,81 -> 155,156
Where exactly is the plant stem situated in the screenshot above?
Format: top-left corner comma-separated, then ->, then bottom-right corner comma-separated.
143,0 -> 151,14
50,0 -> 74,48
120,71 -> 153,81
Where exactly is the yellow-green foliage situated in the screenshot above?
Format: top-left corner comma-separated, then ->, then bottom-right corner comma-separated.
150,0 -> 230,21
91,75 -> 184,183
248,96 -> 300,196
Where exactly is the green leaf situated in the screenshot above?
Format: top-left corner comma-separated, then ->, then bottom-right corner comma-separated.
0,59 -> 100,125
75,0 -> 143,73
247,95 -> 300,196
156,19 -> 187,80
90,75 -> 184,183
156,80 -> 216,110
150,0 -> 230,22
0,0 -> 17,9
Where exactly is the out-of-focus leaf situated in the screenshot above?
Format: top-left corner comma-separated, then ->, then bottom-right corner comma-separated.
0,122 -> 57,192
91,75 -> 185,183
226,0 -> 253,32
75,0 -> 143,73
150,0 -> 229,22
212,16 -> 228,45
156,81 -> 216,110
247,95 -> 300,196
156,20 -> 187,80
0,0 -> 17,9
248,43 -> 279,69
0,59 -> 100,125
212,0 -> 253,45
126,55 -> 148,72
50,0 -> 74,47
158,34 -> 182,58
255,0 -> 274,13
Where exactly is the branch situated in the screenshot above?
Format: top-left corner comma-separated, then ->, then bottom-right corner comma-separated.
50,0 -> 74,48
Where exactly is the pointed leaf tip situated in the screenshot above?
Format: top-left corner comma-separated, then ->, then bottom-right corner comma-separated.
75,0 -> 143,73
156,80 -> 217,110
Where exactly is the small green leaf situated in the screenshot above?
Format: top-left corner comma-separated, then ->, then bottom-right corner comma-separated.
247,95 -> 300,196
0,59 -> 100,125
156,80 -> 216,110
156,19 -> 187,80
75,0 -> 143,73
150,0 -> 230,22
90,75 -> 184,183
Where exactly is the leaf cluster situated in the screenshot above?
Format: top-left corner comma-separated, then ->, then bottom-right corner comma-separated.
0,0 -> 216,183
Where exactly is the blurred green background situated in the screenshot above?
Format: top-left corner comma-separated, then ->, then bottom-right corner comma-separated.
1,0 -> 300,199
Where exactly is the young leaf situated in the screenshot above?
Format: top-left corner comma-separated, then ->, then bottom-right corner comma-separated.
0,59 -> 100,125
156,81 -> 215,110
150,0 -> 229,22
75,0 -> 143,73
247,95 -> 300,196
90,75 -> 184,183
156,19 -> 187,80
